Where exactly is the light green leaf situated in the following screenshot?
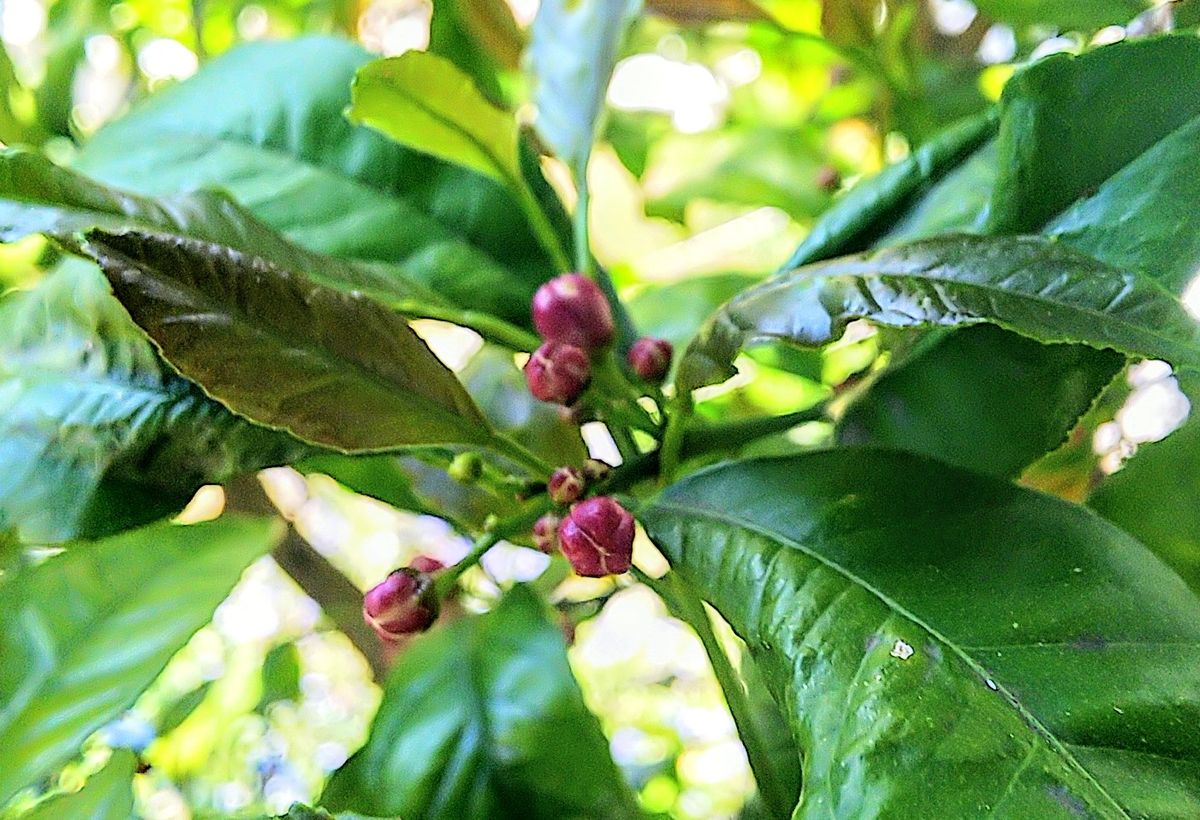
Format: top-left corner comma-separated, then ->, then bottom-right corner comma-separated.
528,0 -> 644,175
971,0 -> 1149,31
257,643 -> 302,712
678,235 -> 1199,392
642,449 -> 1200,817
0,516 -> 282,805
82,230 -> 493,453
24,751 -> 137,820
75,37 -> 570,328
0,260 -> 307,544
320,586 -> 641,819
348,51 -> 521,185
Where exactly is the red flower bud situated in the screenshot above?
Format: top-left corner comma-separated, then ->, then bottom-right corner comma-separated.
558,496 -> 635,577
627,337 -> 673,382
548,466 -> 585,504
816,164 -> 841,193
362,568 -> 437,640
532,513 -> 561,554
532,273 -> 614,350
409,555 -> 444,573
524,341 -> 591,404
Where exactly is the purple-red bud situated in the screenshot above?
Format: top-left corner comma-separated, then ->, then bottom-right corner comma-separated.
525,341 -> 591,404
558,496 -> 635,578
627,337 -> 673,383
548,466 -> 585,504
363,567 -> 438,640
532,514 -> 561,554
409,555 -> 445,573
816,164 -> 841,193
532,273 -> 615,350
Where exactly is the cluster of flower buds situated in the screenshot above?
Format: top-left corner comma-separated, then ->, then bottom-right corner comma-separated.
362,555 -> 444,641
524,273 -> 614,406
532,460 -> 634,578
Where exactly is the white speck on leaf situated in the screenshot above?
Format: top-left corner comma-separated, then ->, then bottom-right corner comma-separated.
890,639 -> 914,660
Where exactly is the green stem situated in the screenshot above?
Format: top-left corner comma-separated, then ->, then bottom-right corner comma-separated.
658,394 -> 691,483
435,496 -> 553,598
574,164 -> 593,275
637,569 -> 796,819
511,174 -> 572,273
395,301 -> 539,351
683,407 -> 824,453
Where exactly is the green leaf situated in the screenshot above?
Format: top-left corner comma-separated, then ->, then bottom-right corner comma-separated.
0,516 -> 282,805
528,0 -> 643,176
840,325 -> 1122,477
0,147 -> 443,308
24,751 -> 137,820
74,37 -> 569,328
348,51 -> 521,185
320,586 -> 641,819
878,139 -> 998,245
0,260 -> 307,544
82,230 -> 493,453
678,234 -> 1199,392
257,643 -> 302,712
781,112 -> 997,269
428,0 -> 524,103
628,274 -> 760,350
971,0 -> 1149,30
156,682 -> 212,736
1045,112 -> 1200,294
642,449 -> 1200,817
989,35 -> 1200,234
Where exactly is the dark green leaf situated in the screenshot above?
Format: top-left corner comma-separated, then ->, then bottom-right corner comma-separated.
83,230 -> 492,453
643,449 -> 1200,817
257,643 -> 302,711
428,0 -> 524,102
781,112 -> 996,269
678,235 -> 1198,392
75,37 -> 569,328
279,803 -> 381,820
0,147 -> 443,307
0,515 -> 282,805
989,35 -> 1200,233
878,139 -> 998,245
840,325 -> 1122,477
320,586 -> 641,819
0,260 -> 307,544
971,0 -> 1148,30
528,0 -> 642,177
348,51 -> 522,184
24,750 -> 137,820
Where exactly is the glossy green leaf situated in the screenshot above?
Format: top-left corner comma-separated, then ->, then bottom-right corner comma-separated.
75,37 -> 569,328
1045,112 -> 1200,294
0,147 -> 443,307
528,0 -> 643,175
642,449 -> 1200,817
781,112 -> 996,269
971,0 -> 1148,30
320,586 -> 641,819
24,751 -> 137,820
83,230 -> 492,453
989,35 -> 1200,233
0,516 -> 282,805
840,325 -> 1122,477
348,51 -> 521,185
678,234 -> 1198,392
0,260 -> 307,544
878,139 -> 998,245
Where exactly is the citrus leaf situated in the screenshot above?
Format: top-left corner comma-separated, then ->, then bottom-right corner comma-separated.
24,750 -> 137,820
0,260 -> 307,544
83,230 -> 492,453
678,235 -> 1199,392
0,516 -> 282,805
642,449 -> 1200,817
320,586 -> 641,819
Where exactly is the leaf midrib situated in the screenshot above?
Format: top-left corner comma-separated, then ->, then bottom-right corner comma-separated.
652,497 -> 1131,817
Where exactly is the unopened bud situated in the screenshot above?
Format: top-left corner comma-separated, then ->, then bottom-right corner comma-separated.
448,452 -> 483,484
548,466 -> 585,504
816,164 -> 841,193
532,273 -> 614,350
362,568 -> 438,640
532,514 -> 561,554
558,496 -> 635,577
627,337 -> 673,383
524,341 -> 591,404
409,555 -> 445,573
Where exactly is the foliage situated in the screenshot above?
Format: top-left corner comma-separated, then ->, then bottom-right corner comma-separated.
2,1 -> 1200,818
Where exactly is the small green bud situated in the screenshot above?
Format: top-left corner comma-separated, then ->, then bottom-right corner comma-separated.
448,452 -> 484,484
